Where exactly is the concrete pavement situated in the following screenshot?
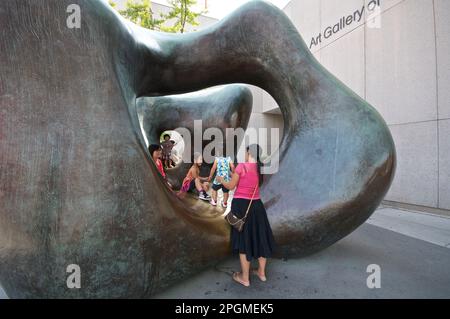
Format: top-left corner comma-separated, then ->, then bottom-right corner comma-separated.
0,285 -> 5,299
1,207 -> 450,299
154,222 -> 450,299
366,206 -> 450,248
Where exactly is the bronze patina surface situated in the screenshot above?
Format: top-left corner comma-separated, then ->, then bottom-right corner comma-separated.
0,0 -> 395,298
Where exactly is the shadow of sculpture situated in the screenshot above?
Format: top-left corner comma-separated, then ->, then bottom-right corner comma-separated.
0,0 -> 395,298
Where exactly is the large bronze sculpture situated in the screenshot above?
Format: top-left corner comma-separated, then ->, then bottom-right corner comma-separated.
0,0 -> 396,298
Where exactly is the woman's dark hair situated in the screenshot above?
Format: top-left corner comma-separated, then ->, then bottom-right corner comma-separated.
148,144 -> 162,157
247,144 -> 264,186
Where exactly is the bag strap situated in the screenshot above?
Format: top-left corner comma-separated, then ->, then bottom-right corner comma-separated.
242,184 -> 258,221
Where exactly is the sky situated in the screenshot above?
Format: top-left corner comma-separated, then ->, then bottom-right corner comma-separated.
152,0 -> 291,19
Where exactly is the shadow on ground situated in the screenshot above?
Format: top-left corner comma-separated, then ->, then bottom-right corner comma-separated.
154,223 -> 450,299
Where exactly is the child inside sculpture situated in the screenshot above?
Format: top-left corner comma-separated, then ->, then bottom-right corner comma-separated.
217,144 -> 275,287
178,152 -> 211,200
208,147 -> 235,208
149,144 -> 166,178
169,140 -> 180,166
161,133 -> 175,169
148,144 -> 172,188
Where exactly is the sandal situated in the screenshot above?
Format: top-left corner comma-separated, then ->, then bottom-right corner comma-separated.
252,269 -> 267,282
232,272 -> 250,287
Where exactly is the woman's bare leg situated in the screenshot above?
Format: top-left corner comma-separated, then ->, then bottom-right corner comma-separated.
239,254 -> 251,283
211,189 -> 217,202
257,257 -> 267,277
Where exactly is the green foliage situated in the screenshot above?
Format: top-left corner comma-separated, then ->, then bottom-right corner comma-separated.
109,0 -> 205,33
161,0 -> 204,34
109,0 -> 166,31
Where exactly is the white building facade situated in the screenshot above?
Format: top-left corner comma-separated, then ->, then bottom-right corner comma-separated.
283,0 -> 449,211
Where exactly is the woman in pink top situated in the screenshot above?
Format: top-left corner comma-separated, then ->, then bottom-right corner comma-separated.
217,144 -> 275,287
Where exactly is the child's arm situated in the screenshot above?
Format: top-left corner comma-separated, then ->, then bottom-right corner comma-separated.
199,168 -> 209,182
189,166 -> 198,178
217,172 -> 239,190
208,160 -> 218,182
191,166 -> 208,182
229,161 -> 235,174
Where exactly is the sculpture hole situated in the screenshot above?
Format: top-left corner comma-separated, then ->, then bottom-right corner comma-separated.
159,130 -> 184,168
135,85 -> 285,210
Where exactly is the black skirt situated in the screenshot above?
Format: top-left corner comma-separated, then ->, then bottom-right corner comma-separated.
230,198 -> 276,261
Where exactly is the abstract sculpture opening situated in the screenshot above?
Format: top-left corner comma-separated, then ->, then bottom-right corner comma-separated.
0,0 -> 396,298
